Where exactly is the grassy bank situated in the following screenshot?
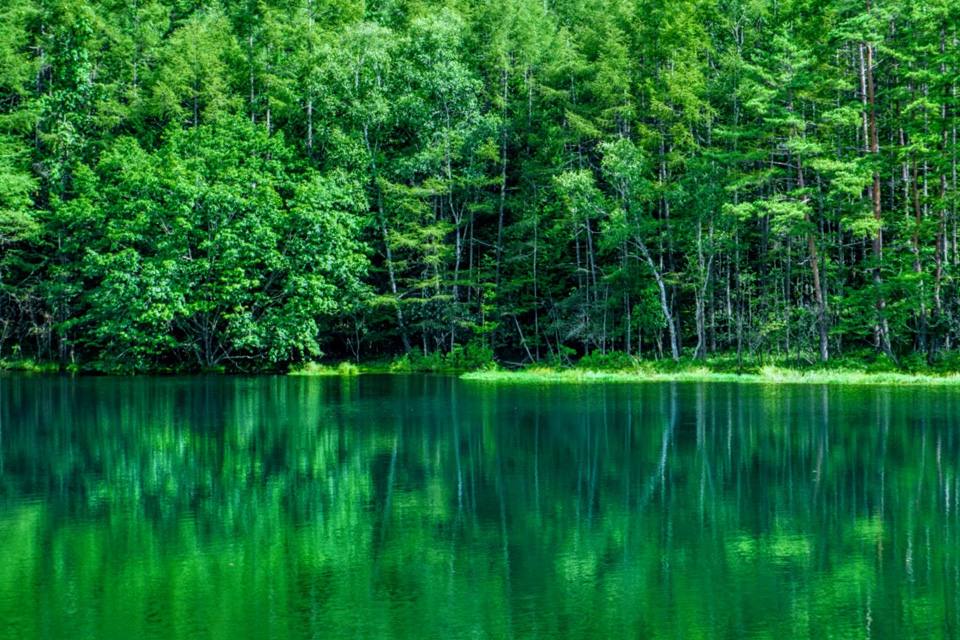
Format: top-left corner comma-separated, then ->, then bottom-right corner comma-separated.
9,350 -> 960,386
0,358 -> 63,373
461,365 -> 960,386
288,361 -> 363,376
287,360 -> 475,376
285,353 -> 960,386
286,348 -> 960,386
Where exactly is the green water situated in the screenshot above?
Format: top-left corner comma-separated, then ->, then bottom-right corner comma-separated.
1,375 -> 959,639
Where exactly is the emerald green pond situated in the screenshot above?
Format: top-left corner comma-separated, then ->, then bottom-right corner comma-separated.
2,375 -> 959,639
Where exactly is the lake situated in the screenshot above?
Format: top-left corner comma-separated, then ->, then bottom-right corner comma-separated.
1,375 -> 959,639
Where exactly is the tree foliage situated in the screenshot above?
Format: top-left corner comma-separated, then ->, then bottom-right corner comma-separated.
1,0 -> 959,370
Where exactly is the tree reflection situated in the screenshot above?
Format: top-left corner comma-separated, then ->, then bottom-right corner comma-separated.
1,377 -> 959,639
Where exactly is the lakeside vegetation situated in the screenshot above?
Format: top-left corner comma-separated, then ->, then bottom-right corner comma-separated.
1,0 -> 959,373
462,366 -> 960,386
285,350 -> 960,385
11,345 -> 960,385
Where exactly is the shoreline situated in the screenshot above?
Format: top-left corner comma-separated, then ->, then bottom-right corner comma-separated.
7,359 -> 960,386
459,368 -> 960,386
288,362 -> 960,386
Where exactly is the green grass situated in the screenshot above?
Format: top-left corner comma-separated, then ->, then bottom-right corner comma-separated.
289,361 -> 362,376
8,351 -> 960,386
461,365 -> 960,386
0,358 -> 62,373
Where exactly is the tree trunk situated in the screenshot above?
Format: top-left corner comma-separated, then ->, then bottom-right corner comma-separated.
933,23 -> 948,351
365,124 -> 411,352
799,155 -> 828,361
635,237 -> 679,362
306,0 -> 314,152
862,18 -> 894,359
495,66 -> 509,290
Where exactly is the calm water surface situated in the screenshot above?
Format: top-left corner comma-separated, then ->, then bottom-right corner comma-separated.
2,375 -> 959,639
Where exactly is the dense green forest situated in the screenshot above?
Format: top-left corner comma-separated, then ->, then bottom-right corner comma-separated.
0,0 -> 958,371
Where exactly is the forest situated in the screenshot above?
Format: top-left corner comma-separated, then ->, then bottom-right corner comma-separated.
0,0 -> 958,372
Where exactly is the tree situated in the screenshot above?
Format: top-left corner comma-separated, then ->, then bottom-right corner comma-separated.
150,9 -> 239,129
79,117 -> 368,370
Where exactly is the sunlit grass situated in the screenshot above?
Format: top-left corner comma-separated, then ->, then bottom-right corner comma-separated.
0,358 -> 61,373
462,366 -> 960,386
288,361 -> 361,376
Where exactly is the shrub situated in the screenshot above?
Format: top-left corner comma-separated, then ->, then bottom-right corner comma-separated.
864,353 -> 899,374
578,350 -> 639,371
391,340 -> 497,372
458,339 -> 496,370
544,345 -> 576,368
290,361 -> 360,376
336,361 -> 360,376
410,349 -> 446,372
389,354 -> 413,372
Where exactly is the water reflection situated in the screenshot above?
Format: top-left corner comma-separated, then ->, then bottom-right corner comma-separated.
1,376 -> 959,639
